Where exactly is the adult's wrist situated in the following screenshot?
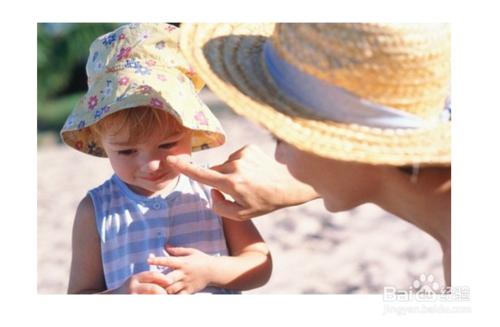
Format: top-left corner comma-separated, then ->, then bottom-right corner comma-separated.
286,180 -> 320,207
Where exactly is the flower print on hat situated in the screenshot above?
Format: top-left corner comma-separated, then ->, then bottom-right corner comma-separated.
136,66 -> 151,75
103,80 -> 114,97
116,47 -> 132,61
118,76 -> 129,86
150,97 -> 164,109
75,141 -> 84,150
177,73 -> 186,83
101,32 -> 117,46
87,96 -> 98,110
138,85 -> 153,95
194,111 -> 209,126
165,25 -> 176,32
60,23 -> 226,158
63,113 -> 77,130
155,41 -> 165,49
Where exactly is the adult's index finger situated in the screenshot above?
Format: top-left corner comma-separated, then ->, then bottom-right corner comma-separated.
166,156 -> 225,188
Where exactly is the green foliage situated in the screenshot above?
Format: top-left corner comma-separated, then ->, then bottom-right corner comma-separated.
38,23 -> 120,100
38,92 -> 85,132
37,23 -> 121,131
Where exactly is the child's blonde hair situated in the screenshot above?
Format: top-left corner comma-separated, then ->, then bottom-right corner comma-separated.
89,106 -> 184,145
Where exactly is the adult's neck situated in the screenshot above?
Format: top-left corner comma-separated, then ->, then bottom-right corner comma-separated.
372,166 -> 451,248
367,165 -> 451,286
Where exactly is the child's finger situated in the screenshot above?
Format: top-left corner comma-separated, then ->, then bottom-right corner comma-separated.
138,271 -> 172,289
140,283 -> 168,294
163,269 -> 184,286
165,281 -> 185,295
165,246 -> 196,256
147,256 -> 183,269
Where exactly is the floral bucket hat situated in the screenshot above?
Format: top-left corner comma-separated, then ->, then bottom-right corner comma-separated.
60,23 -> 225,157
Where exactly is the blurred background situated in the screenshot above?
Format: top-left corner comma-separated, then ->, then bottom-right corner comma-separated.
37,23 -> 444,294
38,23 -> 121,143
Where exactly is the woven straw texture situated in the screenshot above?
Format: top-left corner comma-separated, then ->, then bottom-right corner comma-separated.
179,23 -> 451,166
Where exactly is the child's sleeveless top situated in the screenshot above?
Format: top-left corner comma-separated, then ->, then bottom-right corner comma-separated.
88,173 -> 240,294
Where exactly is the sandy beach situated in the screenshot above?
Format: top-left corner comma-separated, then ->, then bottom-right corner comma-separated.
37,90 -> 445,294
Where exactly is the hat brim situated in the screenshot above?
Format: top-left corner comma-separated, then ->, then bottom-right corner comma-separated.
179,23 -> 451,166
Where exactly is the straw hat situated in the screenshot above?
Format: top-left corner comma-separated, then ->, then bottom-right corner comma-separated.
179,23 -> 450,166
60,23 -> 225,157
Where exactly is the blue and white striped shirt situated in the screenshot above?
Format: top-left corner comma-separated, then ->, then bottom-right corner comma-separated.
88,173 -> 240,294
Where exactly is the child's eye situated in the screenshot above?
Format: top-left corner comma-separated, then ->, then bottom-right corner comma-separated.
160,142 -> 177,149
118,149 -> 136,156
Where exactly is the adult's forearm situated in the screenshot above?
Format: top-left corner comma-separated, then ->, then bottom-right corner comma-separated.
283,179 -> 320,208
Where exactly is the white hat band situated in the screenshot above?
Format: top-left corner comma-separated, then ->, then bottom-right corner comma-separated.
263,41 -> 435,129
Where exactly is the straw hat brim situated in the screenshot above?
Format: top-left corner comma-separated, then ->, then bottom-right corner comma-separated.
180,23 -> 451,166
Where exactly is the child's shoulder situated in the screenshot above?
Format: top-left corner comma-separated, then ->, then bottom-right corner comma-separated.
75,194 -> 96,224
72,194 -> 101,243
86,175 -> 118,200
85,175 -> 116,216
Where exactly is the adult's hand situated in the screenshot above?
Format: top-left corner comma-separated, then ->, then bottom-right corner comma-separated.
167,144 -> 319,220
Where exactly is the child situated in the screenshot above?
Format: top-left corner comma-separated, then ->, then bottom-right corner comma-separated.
61,23 -> 272,294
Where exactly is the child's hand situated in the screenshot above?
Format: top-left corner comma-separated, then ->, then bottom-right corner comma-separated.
113,271 -> 171,294
147,246 -> 215,294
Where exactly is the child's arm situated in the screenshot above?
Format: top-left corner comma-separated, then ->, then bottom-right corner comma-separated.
68,195 -> 172,294
147,218 -> 272,293
210,218 -> 273,290
67,195 -> 107,294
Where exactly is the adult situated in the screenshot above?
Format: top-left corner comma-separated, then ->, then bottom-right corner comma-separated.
170,23 -> 451,285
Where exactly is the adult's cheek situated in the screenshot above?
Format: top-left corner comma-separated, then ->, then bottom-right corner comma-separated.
274,141 -> 304,182
274,140 -> 288,165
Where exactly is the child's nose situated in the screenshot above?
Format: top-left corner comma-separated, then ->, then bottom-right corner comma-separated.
141,159 -> 161,173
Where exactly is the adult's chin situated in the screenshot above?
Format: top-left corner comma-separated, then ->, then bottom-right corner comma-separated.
321,196 -> 350,213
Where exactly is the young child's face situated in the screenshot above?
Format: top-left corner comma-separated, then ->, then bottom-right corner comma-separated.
100,124 -> 192,196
